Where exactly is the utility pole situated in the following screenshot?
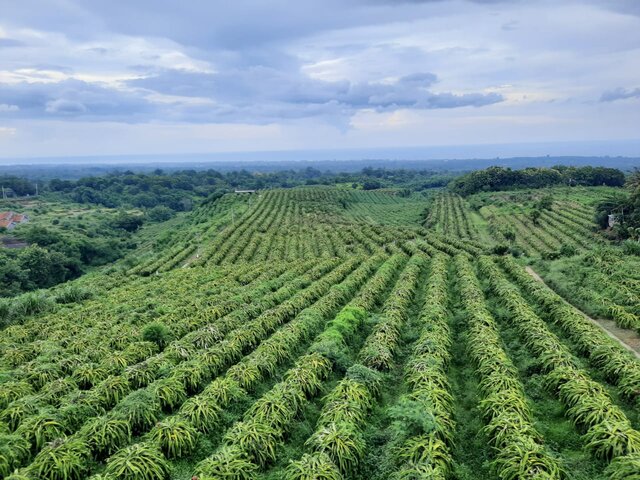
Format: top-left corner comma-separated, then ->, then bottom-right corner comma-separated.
1,186 -> 6,200
35,183 -> 39,196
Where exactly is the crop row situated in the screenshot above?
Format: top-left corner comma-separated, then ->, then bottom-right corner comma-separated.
389,253 -> 455,479
0,259 -> 356,478
455,255 -> 563,479
480,257 -> 640,477
498,256 -> 640,404
0,259 -> 321,409
281,254 -> 426,478
88,253 -> 392,480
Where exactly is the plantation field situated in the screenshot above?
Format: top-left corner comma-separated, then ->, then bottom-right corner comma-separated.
1,186 -> 640,480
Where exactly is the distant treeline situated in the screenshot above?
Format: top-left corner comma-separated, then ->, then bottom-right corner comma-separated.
0,175 -> 37,196
5,168 -> 454,210
449,166 -> 625,196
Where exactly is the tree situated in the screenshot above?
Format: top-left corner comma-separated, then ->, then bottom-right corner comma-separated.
112,212 -> 144,232
147,206 -> 174,222
536,195 -> 554,210
530,209 -> 542,225
363,180 -> 382,190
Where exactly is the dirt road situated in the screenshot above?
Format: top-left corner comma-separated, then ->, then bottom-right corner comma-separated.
525,266 -> 640,359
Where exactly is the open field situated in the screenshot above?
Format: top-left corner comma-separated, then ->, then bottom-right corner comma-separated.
1,186 -> 640,480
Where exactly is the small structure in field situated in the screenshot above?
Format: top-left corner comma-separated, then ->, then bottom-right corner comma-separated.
608,214 -> 618,228
0,211 -> 29,230
234,189 -> 257,194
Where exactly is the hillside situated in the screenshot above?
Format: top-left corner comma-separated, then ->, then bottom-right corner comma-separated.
0,185 -> 639,480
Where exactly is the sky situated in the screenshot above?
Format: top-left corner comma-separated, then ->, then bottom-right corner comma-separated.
0,0 -> 639,160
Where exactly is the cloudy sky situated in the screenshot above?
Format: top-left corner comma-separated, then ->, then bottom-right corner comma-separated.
0,0 -> 639,159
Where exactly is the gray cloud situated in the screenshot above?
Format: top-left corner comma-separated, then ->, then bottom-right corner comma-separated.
0,79 -> 155,121
128,67 -> 501,124
600,87 -> 640,102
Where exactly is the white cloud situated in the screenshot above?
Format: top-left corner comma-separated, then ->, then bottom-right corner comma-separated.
0,104 -> 19,112
0,126 -> 17,137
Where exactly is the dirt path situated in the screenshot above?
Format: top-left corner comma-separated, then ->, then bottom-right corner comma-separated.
525,266 -> 640,359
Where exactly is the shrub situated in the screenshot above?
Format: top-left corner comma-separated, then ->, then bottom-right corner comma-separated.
149,417 -> 198,459
223,420 -> 281,467
305,422 -> 364,475
0,433 -> 30,477
606,452 -> 640,480
152,377 -> 187,411
93,375 -> 131,408
79,416 -> 131,457
622,239 -> 640,256
0,381 -> 33,410
196,445 -> 258,480
142,323 -> 172,350
180,395 -> 222,433
29,437 -> 91,480
104,443 -> 170,480
55,285 -> 93,304
113,390 -> 161,434
559,243 -> 578,257
16,410 -> 67,450
284,452 -> 342,480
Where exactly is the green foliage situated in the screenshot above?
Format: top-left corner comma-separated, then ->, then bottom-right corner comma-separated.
16,410 -> 66,450
29,436 -> 91,480
104,443 -> 170,480
223,420 -> 281,467
93,375 -> 131,408
113,390 -> 161,433
55,284 -> 93,304
306,423 -> 365,475
148,417 -> 198,459
284,452 -> 343,480
605,452 -> 640,480
179,394 -> 222,433
146,206 -> 174,223
141,322 -> 172,349
451,165 -> 625,196
152,376 -> 187,411
0,433 -> 30,477
388,397 -> 439,440
79,416 -> 131,457
195,445 -> 259,480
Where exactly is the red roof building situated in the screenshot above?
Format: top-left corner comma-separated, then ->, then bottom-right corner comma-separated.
0,211 -> 29,230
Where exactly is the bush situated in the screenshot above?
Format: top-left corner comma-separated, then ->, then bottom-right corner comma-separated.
491,244 -> 510,255
104,443 -> 170,480
142,322 -> 172,350
559,243 -> 578,257
148,417 -> 198,458
146,206 -> 174,223
55,284 -> 93,304
0,433 -> 30,477
622,239 -> 640,256
113,390 -> 161,433
180,394 -> 222,433
29,437 -> 91,480
79,416 -> 131,457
